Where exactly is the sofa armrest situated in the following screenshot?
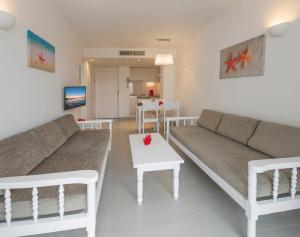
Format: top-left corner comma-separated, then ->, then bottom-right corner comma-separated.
166,116 -> 199,123
249,157 -> 300,173
166,116 -> 198,142
0,170 -> 98,226
0,170 -> 98,190
77,119 -> 113,140
248,156 -> 300,210
77,119 -> 113,131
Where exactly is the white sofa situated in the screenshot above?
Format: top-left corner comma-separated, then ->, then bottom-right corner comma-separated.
167,110 -> 300,237
0,115 -> 113,237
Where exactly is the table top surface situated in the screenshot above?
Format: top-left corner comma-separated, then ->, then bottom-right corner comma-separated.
129,133 -> 184,168
136,105 -> 181,109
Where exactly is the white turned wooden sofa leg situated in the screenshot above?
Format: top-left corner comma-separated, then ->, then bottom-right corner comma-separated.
247,165 -> 258,237
247,218 -> 257,237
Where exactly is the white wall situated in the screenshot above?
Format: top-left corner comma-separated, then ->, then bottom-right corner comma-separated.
118,66 -> 130,117
176,0 -> 300,127
84,48 -> 176,59
82,60 -> 95,119
161,65 -> 175,100
0,0 -> 83,139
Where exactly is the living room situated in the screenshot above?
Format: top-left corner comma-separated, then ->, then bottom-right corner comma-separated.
0,0 -> 300,237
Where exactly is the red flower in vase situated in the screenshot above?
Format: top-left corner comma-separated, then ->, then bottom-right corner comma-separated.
143,134 -> 152,145
159,100 -> 164,106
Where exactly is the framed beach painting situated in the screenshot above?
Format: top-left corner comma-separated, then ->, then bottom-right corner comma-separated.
27,30 -> 55,73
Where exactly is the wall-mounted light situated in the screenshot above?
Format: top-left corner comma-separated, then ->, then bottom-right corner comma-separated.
0,9 -> 16,30
268,21 -> 293,37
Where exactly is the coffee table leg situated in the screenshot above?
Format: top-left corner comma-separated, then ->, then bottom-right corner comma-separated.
173,164 -> 180,200
137,169 -> 143,204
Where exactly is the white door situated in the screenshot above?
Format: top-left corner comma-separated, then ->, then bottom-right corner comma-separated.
95,67 -> 119,118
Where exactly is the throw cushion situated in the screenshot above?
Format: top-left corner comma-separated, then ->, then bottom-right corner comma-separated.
248,122 -> 300,158
0,131 -> 46,178
55,114 -> 79,139
197,109 -> 223,132
31,121 -> 67,156
217,114 -> 259,145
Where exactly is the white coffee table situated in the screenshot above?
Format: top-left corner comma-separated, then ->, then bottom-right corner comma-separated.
129,133 -> 184,204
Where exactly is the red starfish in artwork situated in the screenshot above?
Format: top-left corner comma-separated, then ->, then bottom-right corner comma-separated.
224,53 -> 238,73
37,51 -> 46,64
237,47 -> 252,69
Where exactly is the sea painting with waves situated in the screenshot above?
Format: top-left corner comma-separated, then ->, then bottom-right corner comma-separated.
27,30 -> 55,73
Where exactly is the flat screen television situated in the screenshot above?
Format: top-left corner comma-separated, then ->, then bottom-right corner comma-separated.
64,86 -> 86,110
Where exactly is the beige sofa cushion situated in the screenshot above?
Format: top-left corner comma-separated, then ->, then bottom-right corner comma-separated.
170,126 -> 300,198
197,110 -> 223,132
0,132 -> 46,178
248,122 -> 300,158
55,114 -> 79,139
217,114 -> 259,145
31,121 -> 67,156
0,129 -> 110,220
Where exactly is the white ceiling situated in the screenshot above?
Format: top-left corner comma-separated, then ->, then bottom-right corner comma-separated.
51,0 -> 238,48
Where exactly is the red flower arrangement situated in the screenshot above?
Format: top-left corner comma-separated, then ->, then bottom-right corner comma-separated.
159,100 -> 164,106
143,134 -> 152,145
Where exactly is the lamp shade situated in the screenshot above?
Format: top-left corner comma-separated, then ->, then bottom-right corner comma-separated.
268,22 -> 292,37
0,9 -> 16,30
155,54 -> 174,65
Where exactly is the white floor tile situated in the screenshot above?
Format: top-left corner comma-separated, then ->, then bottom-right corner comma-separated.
257,225 -> 300,237
257,212 -> 293,231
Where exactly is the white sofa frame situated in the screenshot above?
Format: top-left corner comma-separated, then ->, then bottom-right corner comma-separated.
0,119 -> 113,237
167,116 -> 300,237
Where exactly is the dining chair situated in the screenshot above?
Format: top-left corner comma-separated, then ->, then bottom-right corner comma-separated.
141,101 -> 160,133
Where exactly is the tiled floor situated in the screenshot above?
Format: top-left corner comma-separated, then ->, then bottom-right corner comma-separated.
34,119 -> 300,237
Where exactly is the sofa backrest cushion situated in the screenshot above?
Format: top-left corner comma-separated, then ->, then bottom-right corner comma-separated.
55,114 -> 79,139
248,122 -> 300,158
197,110 -> 223,132
31,121 -> 67,156
0,131 -> 46,178
217,114 -> 259,145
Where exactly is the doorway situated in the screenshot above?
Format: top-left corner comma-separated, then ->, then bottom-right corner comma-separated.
95,67 -> 119,118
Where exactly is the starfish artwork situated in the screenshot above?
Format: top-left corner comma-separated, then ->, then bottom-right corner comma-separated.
238,47 -> 252,69
36,51 -> 47,65
27,30 -> 55,73
220,35 -> 265,78
224,53 -> 238,73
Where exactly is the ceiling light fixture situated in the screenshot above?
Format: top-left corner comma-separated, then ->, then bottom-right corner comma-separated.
155,39 -> 174,65
0,9 -> 16,30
